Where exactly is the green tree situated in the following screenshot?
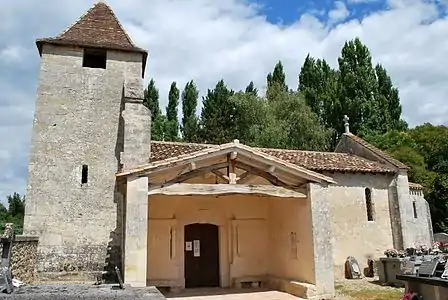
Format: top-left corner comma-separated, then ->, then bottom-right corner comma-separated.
0,193 -> 26,234
375,64 -> 408,132
200,80 -> 235,144
230,91 -> 265,144
245,81 -> 258,97
428,174 -> 448,232
409,123 -> 448,172
363,130 -> 436,186
298,55 -> 339,144
143,79 -> 166,140
267,61 -> 288,101
181,80 -> 200,142
143,79 -> 161,120
251,86 -> 333,151
165,82 -> 180,141
337,38 -> 379,136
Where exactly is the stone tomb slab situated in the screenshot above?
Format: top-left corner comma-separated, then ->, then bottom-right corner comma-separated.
418,256 -> 440,277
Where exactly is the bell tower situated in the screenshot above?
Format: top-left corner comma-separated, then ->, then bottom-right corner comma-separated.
24,2 -> 150,280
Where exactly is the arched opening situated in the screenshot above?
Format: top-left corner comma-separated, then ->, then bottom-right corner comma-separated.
184,223 -> 220,288
365,188 -> 374,221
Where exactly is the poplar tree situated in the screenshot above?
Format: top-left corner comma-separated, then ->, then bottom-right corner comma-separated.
143,79 -> 165,140
143,78 -> 161,120
181,80 -> 200,142
266,61 -> 288,101
245,81 -> 258,97
165,82 -> 180,141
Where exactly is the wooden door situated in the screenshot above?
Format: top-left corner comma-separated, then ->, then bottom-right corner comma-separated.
184,223 -> 220,288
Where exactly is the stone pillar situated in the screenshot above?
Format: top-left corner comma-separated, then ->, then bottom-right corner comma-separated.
307,182 -> 335,297
124,175 -> 148,287
395,170 -> 415,248
120,77 -> 151,170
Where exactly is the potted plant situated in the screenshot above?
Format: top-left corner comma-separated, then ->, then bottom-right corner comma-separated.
384,249 -> 399,258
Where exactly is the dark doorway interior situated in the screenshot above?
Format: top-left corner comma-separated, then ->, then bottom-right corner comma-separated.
184,223 -> 220,288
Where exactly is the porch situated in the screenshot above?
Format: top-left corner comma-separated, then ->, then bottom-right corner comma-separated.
147,191 -> 313,291
117,140 -> 336,299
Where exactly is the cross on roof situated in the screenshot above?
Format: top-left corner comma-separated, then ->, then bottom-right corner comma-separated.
343,115 -> 350,133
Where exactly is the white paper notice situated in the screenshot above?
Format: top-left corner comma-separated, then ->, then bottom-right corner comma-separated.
185,241 -> 192,251
193,240 -> 200,257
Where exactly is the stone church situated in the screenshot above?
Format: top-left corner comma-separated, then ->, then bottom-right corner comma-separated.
23,2 -> 433,299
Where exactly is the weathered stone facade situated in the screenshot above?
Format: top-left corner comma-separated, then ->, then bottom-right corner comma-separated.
24,3 -> 150,281
23,2 -> 433,299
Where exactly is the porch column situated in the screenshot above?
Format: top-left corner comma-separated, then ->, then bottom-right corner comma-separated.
307,182 -> 335,296
124,175 -> 148,287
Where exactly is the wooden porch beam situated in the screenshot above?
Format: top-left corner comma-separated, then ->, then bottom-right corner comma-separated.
161,162 -> 230,186
148,183 -> 307,198
237,171 -> 253,184
212,170 -> 229,183
234,161 -> 297,189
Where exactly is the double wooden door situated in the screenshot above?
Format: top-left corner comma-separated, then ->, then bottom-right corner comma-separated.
184,223 -> 220,288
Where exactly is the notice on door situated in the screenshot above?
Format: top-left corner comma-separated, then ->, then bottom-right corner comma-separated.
185,241 -> 192,251
193,240 -> 200,257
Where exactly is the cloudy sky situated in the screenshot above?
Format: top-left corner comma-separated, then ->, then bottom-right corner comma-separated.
1,0 -> 448,203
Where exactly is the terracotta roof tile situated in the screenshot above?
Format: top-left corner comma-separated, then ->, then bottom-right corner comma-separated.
150,141 -> 396,173
409,182 -> 424,190
36,2 -> 147,75
344,133 -> 408,169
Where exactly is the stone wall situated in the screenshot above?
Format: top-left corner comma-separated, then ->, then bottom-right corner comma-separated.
23,44 -> 146,281
0,236 -> 39,283
322,171 -> 396,279
408,187 -> 433,246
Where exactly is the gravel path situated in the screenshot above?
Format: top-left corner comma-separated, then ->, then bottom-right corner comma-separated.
0,277 -> 404,300
0,284 -> 166,299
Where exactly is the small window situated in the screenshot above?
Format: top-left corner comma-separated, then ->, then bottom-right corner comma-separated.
83,48 -> 107,69
413,201 -> 418,219
365,188 -> 374,221
81,165 -> 89,184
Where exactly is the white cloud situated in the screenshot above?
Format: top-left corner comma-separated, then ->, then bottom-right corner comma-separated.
328,1 -> 350,24
0,45 -> 25,63
0,0 -> 447,201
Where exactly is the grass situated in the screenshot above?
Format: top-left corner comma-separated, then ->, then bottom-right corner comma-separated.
335,283 -> 403,300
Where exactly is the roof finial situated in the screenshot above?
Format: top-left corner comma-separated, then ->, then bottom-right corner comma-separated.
343,115 -> 350,134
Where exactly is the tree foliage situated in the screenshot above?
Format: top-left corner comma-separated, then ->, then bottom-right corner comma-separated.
165,81 -> 180,141
0,193 -> 25,235
364,124 -> 448,232
133,36 -> 448,233
200,80 -> 236,144
181,80 -> 200,142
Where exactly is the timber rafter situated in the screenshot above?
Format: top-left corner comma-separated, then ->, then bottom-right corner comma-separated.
148,152 -> 306,191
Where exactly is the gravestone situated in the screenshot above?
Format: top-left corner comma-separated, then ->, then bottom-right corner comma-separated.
417,256 -> 439,277
0,223 -> 14,293
345,256 -> 362,279
402,259 -> 417,275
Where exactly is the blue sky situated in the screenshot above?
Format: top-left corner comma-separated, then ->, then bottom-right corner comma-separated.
257,0 -> 387,24
1,0 -> 448,203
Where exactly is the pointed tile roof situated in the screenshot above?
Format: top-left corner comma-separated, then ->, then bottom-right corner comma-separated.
147,141 -> 397,174
36,2 -> 147,75
336,133 -> 409,170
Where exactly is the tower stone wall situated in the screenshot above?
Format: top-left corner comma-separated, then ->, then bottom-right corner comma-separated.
24,43 -> 147,281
